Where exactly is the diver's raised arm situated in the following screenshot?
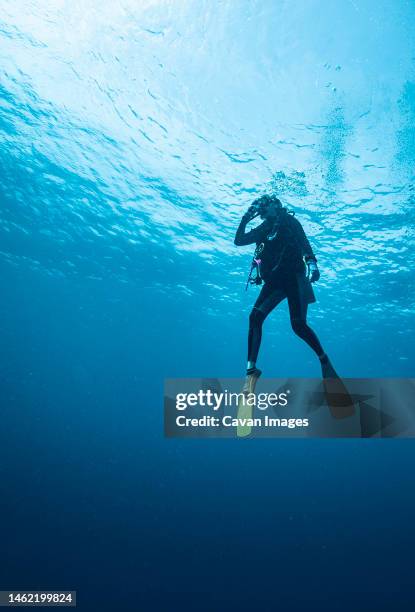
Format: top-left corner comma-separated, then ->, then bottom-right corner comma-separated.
234,207 -> 263,246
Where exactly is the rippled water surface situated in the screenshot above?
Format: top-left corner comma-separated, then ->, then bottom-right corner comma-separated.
2,1 -> 414,375
1,2 -> 415,610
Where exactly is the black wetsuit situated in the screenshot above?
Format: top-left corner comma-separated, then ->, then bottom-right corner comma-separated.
234,210 -> 324,363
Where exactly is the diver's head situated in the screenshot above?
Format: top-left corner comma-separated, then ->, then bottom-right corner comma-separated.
252,195 -> 283,220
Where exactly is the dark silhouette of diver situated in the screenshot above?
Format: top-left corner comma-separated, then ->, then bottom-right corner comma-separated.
235,194 -> 337,393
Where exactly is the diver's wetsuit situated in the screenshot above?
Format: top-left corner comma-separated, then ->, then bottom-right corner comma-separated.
234,210 -> 324,364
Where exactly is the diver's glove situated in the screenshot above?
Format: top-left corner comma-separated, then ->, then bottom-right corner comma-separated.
306,256 -> 320,283
242,205 -> 260,223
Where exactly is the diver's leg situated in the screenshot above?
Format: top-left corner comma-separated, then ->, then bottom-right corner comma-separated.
247,308 -> 266,367
247,283 -> 285,372
238,285 -> 284,434
242,283 -> 285,400
287,283 -> 338,377
290,312 -> 325,356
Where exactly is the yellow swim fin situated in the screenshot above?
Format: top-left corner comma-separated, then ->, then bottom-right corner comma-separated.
237,368 -> 262,438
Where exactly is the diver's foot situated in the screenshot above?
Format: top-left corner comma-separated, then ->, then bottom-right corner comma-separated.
242,367 -> 262,395
320,354 -> 339,379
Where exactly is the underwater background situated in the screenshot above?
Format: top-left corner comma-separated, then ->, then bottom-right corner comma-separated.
1,1 -> 415,609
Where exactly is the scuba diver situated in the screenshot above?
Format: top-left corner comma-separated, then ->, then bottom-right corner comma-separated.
234,194 -> 338,393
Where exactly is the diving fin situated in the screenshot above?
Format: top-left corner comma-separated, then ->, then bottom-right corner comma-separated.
321,357 -> 355,419
237,368 -> 262,438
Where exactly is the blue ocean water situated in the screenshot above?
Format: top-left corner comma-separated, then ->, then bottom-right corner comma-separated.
1,1 -> 415,610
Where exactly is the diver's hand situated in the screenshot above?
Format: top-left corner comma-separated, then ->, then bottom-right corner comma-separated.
242,205 -> 259,223
306,259 -> 320,283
